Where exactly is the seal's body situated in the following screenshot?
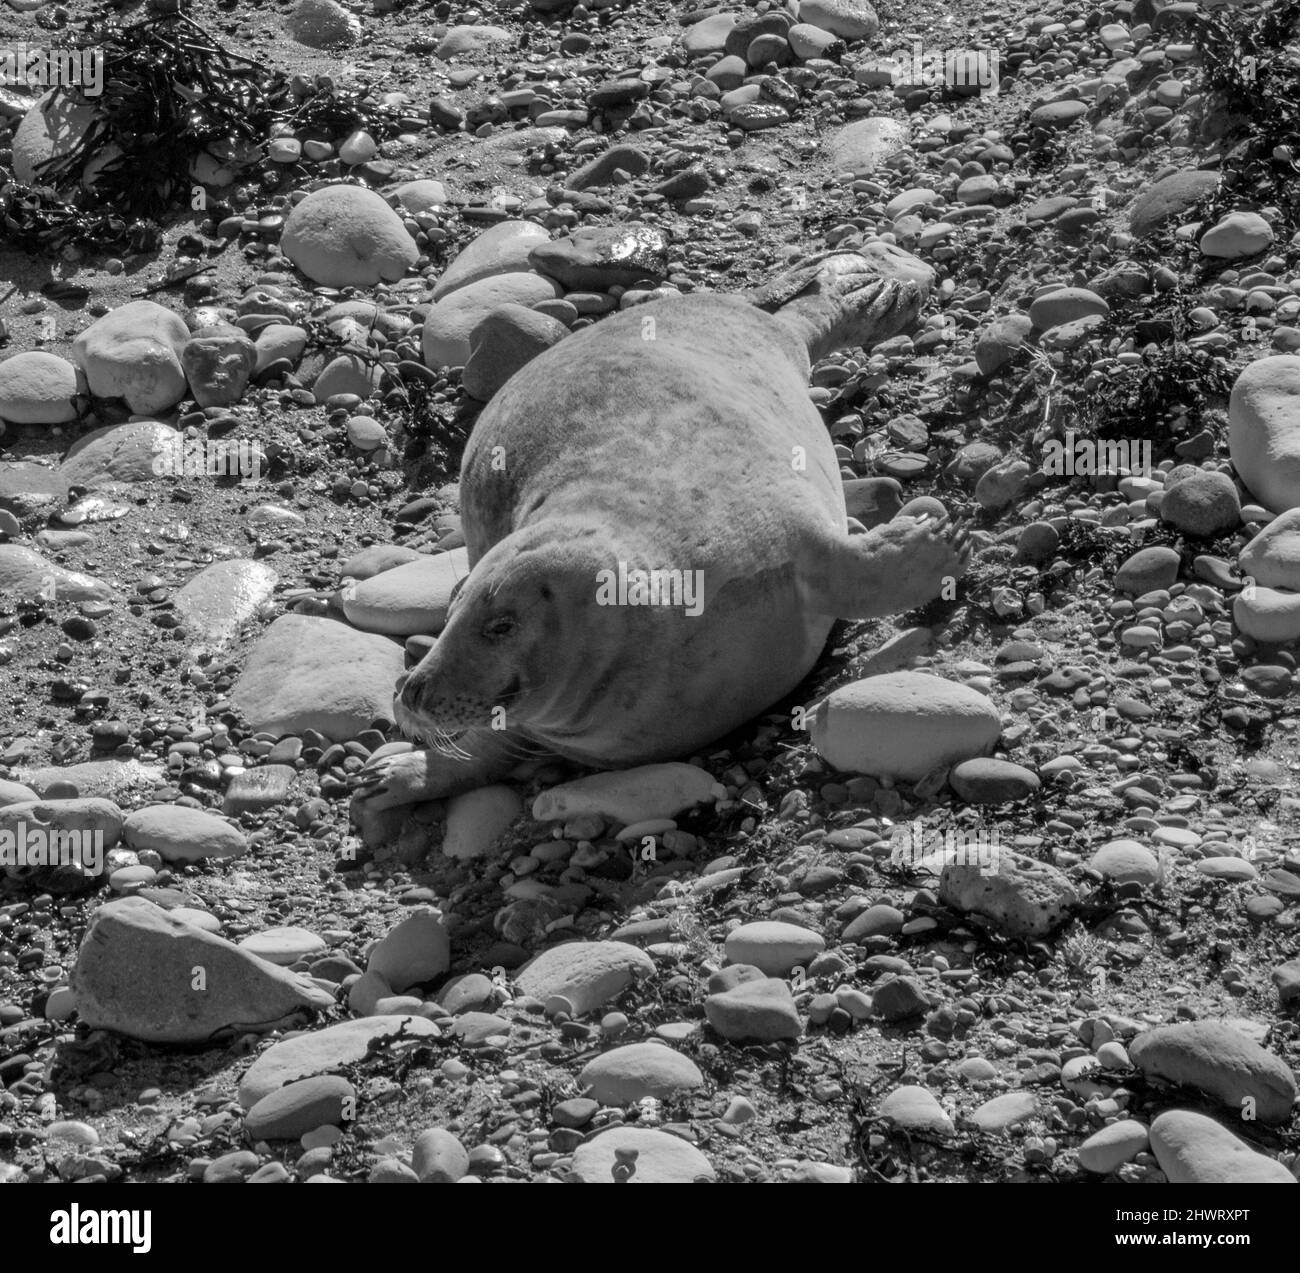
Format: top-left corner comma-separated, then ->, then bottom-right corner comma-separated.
353,244 -> 969,833
456,294 -> 842,765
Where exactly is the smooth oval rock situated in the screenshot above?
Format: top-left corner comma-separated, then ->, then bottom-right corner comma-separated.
1129,1020 -> 1297,1125
0,352 -> 80,424
578,1042 -> 704,1105
810,672 -> 1001,782
281,185 -> 417,287
1149,1110 -> 1295,1183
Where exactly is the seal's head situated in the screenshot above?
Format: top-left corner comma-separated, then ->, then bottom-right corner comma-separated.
394,522 -> 619,750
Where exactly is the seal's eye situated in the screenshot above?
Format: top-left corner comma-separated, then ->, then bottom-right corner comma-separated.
482,615 -> 517,641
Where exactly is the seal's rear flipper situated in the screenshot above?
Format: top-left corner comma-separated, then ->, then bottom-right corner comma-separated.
799,515 -> 971,619
747,244 -> 934,363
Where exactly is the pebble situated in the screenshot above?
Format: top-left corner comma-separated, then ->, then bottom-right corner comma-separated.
281,186 -> 417,287
810,672 -> 1001,781
442,785 -> 524,860
939,850 -> 1078,938
238,1015 -> 440,1108
514,941 -> 654,1017
432,221 -> 549,301
1149,1110 -> 1295,1183
1077,1120 -> 1150,1174
412,1127 -> 469,1182
367,908 -> 450,992
578,1042 -> 704,1105
724,921 -> 825,975
422,273 -> 561,369
72,897 -> 332,1044
705,977 -> 802,1041
0,352 -> 80,424
570,1126 -> 715,1183
1129,1020 -> 1297,1125
231,615 -> 405,741
1229,355 -> 1300,513
122,805 -> 248,864
244,1075 -> 354,1140
341,547 -> 469,636
239,927 -> 327,965
72,303 -> 183,417
949,758 -> 1039,803
880,1085 -> 953,1134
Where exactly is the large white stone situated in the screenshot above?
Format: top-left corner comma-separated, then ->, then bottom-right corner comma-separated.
514,940 -> 655,1016
1229,355 -> 1300,513
570,1126 -> 715,1183
724,921 -> 825,975
578,1042 -> 703,1105
341,548 -> 469,636
1200,211 -> 1274,259
71,897 -> 332,1044
60,420 -> 181,487
174,559 -> 278,651
435,24 -> 512,59
1233,585 -> 1300,643
238,1015 -> 439,1108
1149,1110 -> 1295,1183
122,805 -> 249,864
797,0 -> 879,39
421,272 -> 561,369
70,302 -> 189,415
281,185 -> 417,287
809,672 -> 1001,781
825,118 -> 908,176
1129,1020 -> 1297,1125
0,352 -> 80,424
1239,507 -> 1300,589
231,614 -> 406,741
442,785 -> 524,860
0,544 -> 115,603
11,92 -> 96,187
432,220 -> 550,300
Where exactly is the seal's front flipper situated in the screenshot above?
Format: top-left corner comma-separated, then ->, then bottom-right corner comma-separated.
800,515 -> 971,619
350,727 -> 551,846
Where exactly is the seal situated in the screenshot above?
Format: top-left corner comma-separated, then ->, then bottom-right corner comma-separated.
352,242 -> 970,840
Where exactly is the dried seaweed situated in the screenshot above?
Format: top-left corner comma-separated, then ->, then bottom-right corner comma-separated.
1,10 -> 409,253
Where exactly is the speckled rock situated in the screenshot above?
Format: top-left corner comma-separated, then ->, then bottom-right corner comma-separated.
939,849 -> 1079,938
